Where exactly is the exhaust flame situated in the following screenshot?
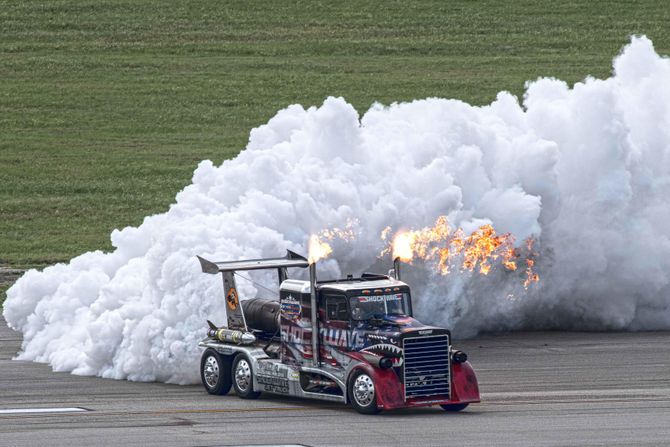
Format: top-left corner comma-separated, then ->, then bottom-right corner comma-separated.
392,232 -> 415,262
307,219 -> 358,264
382,216 -> 538,286
523,239 -> 540,289
308,234 -> 333,264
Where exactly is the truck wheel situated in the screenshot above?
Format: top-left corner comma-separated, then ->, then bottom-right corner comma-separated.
200,348 -> 232,395
348,370 -> 381,415
232,354 -> 261,399
440,403 -> 469,412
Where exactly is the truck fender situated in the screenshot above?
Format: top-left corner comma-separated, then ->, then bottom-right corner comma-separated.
347,363 -> 404,410
450,360 -> 480,403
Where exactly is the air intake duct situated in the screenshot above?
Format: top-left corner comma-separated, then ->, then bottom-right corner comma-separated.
242,298 -> 280,333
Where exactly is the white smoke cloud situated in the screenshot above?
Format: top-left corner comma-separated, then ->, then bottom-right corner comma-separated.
4,36 -> 670,384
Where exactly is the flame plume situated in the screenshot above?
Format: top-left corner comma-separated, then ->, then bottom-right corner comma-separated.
523,239 -> 540,289
308,234 -> 333,264
307,219 -> 358,264
382,216 -> 539,287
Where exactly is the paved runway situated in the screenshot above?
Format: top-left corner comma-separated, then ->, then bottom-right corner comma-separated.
1,317 -> 669,446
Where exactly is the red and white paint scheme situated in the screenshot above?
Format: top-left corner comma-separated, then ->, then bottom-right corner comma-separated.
197,251 -> 480,414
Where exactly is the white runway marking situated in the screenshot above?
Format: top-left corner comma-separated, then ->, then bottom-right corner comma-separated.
0,407 -> 88,415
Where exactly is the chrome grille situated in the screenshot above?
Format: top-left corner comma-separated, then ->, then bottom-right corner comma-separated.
402,334 -> 450,400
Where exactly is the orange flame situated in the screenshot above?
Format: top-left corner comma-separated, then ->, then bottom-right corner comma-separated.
382,216 -> 539,287
523,239 -> 540,289
391,232 -> 415,262
308,219 -> 358,264
308,234 -> 333,264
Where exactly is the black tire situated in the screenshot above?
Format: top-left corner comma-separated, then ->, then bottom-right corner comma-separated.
440,403 -> 469,412
348,370 -> 381,415
200,348 -> 232,395
231,354 -> 261,399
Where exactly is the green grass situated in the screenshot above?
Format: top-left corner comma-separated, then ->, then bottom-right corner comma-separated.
0,284 -> 8,301
1,0 -> 669,299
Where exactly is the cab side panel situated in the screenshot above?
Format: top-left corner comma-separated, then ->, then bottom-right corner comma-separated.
280,290 -> 313,366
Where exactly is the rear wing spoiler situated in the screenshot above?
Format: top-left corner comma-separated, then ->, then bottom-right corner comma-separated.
197,250 -> 309,274
197,250 -> 309,332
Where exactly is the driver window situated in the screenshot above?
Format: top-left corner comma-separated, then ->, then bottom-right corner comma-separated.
325,295 -> 349,322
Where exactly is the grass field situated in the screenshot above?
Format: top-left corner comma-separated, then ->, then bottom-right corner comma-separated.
1,1 -> 669,301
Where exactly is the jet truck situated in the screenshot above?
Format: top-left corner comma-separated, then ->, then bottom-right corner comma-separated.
197,250 -> 480,414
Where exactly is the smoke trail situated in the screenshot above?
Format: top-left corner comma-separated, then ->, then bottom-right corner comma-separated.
4,36 -> 670,383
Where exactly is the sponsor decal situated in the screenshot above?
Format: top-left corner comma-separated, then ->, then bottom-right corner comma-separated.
257,376 -> 289,394
226,288 -> 239,311
257,361 -> 288,378
357,293 -> 403,303
280,295 -> 301,321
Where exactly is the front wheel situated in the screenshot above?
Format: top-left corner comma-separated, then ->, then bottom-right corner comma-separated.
200,348 -> 232,395
440,403 -> 469,412
348,370 -> 381,415
231,354 -> 261,399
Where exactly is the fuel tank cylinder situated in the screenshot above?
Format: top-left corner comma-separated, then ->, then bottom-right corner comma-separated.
242,298 -> 280,332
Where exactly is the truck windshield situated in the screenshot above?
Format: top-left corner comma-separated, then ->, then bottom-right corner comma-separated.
349,293 -> 411,321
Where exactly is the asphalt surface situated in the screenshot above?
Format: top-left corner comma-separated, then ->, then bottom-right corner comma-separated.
2,318 -> 669,447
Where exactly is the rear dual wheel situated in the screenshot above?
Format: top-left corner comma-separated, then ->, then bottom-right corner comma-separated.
200,348 -> 232,395
201,350 -> 261,399
232,354 -> 261,399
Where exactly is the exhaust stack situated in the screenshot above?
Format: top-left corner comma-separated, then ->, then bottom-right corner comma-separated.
393,257 -> 401,280
309,262 -> 319,366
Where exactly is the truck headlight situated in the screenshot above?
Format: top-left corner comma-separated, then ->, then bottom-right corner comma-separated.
452,350 -> 468,364
379,357 -> 393,369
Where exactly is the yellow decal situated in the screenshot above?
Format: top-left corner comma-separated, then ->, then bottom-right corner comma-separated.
226,288 -> 239,311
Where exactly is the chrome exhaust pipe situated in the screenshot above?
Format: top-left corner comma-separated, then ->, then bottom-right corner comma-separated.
309,262 -> 319,366
393,257 -> 401,280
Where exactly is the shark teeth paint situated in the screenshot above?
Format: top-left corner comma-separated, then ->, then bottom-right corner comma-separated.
362,343 -> 404,367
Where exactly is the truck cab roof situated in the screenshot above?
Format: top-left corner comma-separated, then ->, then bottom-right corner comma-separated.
280,276 -> 409,295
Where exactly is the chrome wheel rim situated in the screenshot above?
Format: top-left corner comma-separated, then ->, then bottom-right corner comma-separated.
353,374 -> 375,407
235,359 -> 252,392
203,356 -> 219,388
